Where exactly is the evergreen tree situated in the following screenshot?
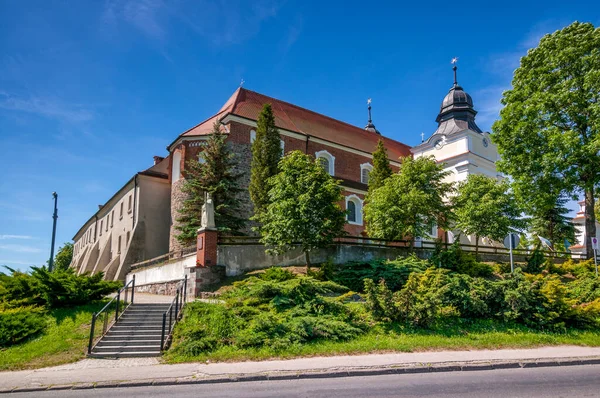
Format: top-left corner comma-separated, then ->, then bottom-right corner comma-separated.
368,139 -> 393,194
250,104 -> 282,217
529,194 -> 576,248
50,242 -> 73,272
257,151 -> 346,270
176,122 -> 244,245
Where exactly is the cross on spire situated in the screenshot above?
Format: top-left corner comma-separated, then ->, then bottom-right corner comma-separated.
367,98 -> 372,123
451,57 -> 459,86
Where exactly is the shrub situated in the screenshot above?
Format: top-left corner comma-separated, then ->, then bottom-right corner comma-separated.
333,255 -> 428,292
525,245 -> 547,274
433,242 -> 493,277
260,267 -> 295,282
0,306 -> 47,347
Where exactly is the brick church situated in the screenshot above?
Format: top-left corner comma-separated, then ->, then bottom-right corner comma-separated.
70,68 -> 499,280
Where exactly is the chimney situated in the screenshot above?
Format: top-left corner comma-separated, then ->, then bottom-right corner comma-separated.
153,156 -> 164,165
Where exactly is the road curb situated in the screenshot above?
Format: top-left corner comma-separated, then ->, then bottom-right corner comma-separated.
3,356 -> 600,393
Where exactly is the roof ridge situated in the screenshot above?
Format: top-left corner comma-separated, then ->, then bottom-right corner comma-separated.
239,88 -> 410,149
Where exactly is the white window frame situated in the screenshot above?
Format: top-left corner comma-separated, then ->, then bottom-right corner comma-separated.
315,150 -> 335,176
250,129 -> 256,144
345,194 -> 363,225
172,151 -> 182,183
360,163 -> 373,184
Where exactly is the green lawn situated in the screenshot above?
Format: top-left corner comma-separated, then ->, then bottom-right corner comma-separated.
164,316 -> 600,364
0,302 -> 105,371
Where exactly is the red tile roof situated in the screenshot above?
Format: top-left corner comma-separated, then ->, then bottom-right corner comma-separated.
179,88 -> 411,161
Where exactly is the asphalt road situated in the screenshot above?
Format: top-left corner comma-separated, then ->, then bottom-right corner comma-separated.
12,365 -> 600,397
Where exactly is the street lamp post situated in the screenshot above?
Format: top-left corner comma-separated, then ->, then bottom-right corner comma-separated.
49,192 -> 58,272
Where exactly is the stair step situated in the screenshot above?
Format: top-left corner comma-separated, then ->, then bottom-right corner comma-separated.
89,352 -> 161,358
93,345 -> 161,352
97,340 -> 161,347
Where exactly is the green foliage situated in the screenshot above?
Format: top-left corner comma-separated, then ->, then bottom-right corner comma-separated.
452,174 -> 525,252
332,255 -> 429,292
493,22 -> 600,258
0,266 -> 121,309
250,104 -> 282,217
432,242 -> 493,277
365,156 -> 453,245
367,139 -> 393,194
51,242 -> 73,272
525,244 -> 547,274
528,195 -> 576,248
170,270 -> 364,356
0,306 -> 46,347
176,122 -> 245,244
256,151 -> 347,266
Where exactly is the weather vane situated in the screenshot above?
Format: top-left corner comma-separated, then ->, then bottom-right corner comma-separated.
421,132 -> 425,143
240,78 -> 245,87
367,98 -> 372,123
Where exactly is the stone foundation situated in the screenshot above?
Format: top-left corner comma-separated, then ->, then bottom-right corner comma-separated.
135,280 -> 182,296
186,265 -> 226,297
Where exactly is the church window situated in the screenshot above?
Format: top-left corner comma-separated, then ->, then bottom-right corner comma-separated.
172,151 -> 182,183
128,195 -> 132,213
345,195 -> 363,225
250,130 -> 256,143
117,236 -> 122,254
315,150 -> 335,176
99,220 -> 103,236
111,210 -> 114,227
127,231 -> 130,244
280,139 -> 285,155
120,202 -> 123,220
105,216 -> 109,232
360,163 -> 373,184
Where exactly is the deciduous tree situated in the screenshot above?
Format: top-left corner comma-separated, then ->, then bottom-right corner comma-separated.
256,151 -> 346,269
364,156 -> 453,248
493,22 -> 600,258
452,175 -> 525,255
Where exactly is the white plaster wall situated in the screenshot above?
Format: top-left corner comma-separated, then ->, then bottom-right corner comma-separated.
126,254 -> 195,285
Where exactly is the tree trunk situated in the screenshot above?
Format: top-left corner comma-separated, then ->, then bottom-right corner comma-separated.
585,188 -> 596,260
305,250 -> 311,273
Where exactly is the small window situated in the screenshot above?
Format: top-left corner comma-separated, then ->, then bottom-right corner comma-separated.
120,202 -> 123,219
347,201 -> 357,223
360,163 -> 373,184
172,151 -> 182,183
250,130 -> 256,144
128,195 -> 132,213
105,216 -> 109,232
99,220 -> 103,236
117,236 -> 122,254
126,231 -> 130,244
315,150 -> 335,176
111,210 -> 114,227
280,139 -> 285,155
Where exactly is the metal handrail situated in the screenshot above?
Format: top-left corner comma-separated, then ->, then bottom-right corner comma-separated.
87,275 -> 136,354
160,275 -> 188,351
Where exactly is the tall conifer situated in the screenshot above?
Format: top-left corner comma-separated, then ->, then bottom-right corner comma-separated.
176,122 -> 244,245
368,139 -> 393,194
249,104 -> 282,217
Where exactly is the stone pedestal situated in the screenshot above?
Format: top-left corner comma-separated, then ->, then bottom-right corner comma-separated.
187,228 -> 223,297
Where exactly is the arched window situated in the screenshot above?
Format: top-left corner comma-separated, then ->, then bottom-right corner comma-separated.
172,151 -> 181,183
250,129 -> 256,144
347,200 -> 357,223
346,195 -> 363,225
360,163 -> 373,184
315,150 -> 335,176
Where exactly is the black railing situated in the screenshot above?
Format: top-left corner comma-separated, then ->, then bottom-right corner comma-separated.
87,275 -> 136,355
160,275 -> 188,351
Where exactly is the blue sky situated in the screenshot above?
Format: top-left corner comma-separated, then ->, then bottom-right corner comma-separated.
0,0 -> 598,271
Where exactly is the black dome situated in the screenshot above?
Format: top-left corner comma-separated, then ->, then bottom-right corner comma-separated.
440,85 -> 474,113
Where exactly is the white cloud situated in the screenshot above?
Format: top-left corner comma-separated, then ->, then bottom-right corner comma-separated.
0,91 -> 93,124
0,235 -> 34,240
0,244 -> 42,253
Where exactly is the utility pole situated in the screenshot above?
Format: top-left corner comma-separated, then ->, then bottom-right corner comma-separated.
49,192 -> 58,272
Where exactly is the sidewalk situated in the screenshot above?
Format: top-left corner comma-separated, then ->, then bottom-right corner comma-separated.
2,346 -> 600,393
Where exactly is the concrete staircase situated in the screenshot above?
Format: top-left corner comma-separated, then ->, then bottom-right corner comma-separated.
89,303 -> 170,358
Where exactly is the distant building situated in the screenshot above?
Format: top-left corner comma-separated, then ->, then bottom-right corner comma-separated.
570,200 -> 600,256
71,67 -> 501,280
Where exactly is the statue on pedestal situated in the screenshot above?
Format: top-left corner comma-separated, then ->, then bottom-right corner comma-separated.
200,192 -> 216,230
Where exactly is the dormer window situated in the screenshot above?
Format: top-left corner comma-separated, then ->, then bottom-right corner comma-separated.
315,150 -> 335,176
360,163 -> 373,184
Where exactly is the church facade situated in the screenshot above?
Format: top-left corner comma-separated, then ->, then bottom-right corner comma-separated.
70,68 -> 499,280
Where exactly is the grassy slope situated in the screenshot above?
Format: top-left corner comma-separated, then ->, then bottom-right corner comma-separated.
0,302 -> 105,371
